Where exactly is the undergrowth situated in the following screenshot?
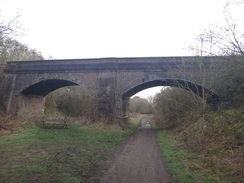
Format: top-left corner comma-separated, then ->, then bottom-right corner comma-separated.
174,109 -> 244,182
155,130 -> 227,183
153,108 -> 244,183
0,112 -> 29,135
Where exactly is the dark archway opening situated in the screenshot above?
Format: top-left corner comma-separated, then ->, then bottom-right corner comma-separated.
20,79 -> 79,96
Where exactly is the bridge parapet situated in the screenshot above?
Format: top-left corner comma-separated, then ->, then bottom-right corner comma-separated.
4,56 -> 224,74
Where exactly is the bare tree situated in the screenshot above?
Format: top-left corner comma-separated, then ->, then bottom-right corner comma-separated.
190,1 -> 244,56
0,14 -> 22,39
188,1 -> 244,107
0,14 -> 43,64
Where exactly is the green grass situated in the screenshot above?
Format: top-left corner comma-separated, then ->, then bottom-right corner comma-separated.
153,125 -> 236,183
0,117 -> 141,183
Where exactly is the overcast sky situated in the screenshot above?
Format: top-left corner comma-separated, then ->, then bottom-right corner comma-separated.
0,0 -> 237,98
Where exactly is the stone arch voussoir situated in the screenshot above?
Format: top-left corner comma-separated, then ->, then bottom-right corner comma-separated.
122,79 -> 219,99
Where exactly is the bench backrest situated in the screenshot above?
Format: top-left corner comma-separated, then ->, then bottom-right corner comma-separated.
42,117 -> 67,122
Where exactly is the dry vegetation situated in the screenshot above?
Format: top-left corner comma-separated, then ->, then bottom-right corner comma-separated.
0,112 -> 29,136
173,110 -> 244,181
153,86 -> 244,182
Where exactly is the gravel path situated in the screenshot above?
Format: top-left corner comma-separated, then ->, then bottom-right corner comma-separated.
99,117 -> 172,183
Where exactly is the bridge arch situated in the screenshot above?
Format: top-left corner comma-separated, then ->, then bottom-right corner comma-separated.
18,79 -> 93,120
122,79 -> 219,99
120,79 -> 219,119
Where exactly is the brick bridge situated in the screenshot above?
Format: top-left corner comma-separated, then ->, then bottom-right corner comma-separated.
2,56 -> 234,123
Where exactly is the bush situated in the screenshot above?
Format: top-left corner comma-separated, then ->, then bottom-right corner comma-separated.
129,96 -> 153,114
153,87 -> 204,128
45,86 -> 95,119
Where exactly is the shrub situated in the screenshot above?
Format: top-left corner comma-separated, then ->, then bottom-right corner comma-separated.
45,86 -> 95,119
153,87 -> 204,128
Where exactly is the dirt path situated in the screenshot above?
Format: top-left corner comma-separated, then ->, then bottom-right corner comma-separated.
99,117 -> 172,183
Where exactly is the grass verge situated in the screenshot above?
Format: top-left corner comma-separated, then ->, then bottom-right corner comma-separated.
152,123 -> 237,183
0,116 -> 142,183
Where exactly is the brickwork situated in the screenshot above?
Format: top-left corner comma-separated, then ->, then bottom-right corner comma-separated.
2,56 -> 238,122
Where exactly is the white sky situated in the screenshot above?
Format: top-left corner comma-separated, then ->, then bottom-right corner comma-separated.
0,0 -> 239,98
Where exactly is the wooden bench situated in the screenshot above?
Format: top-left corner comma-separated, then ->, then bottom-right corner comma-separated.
42,117 -> 67,127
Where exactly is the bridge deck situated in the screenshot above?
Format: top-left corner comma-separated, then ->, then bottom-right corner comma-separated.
4,56 -> 220,74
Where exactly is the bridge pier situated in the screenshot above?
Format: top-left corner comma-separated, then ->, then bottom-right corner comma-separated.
96,77 -> 115,120
121,97 -> 129,125
95,75 -> 130,125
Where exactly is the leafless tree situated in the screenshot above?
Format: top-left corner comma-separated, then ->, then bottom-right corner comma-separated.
190,1 -> 244,56
0,14 -> 22,39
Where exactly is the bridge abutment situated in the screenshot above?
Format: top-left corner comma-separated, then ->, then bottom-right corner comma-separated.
6,92 -> 45,121
17,95 -> 45,121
